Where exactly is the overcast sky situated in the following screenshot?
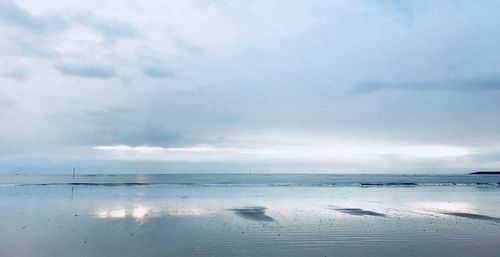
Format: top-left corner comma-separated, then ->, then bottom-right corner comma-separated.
1,0 -> 500,173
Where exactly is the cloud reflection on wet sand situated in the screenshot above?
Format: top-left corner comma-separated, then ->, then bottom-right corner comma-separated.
94,205 -> 208,222
228,206 -> 275,222
441,212 -> 500,223
333,208 -> 387,217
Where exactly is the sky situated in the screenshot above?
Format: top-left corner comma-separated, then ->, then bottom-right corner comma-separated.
1,0 -> 500,174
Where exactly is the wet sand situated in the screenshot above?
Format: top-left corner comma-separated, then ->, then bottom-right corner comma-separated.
332,208 -> 387,217
228,207 -> 275,221
0,183 -> 499,256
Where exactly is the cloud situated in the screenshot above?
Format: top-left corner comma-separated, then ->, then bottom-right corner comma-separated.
0,2 -> 192,85
93,144 -> 221,161
54,63 -> 117,79
0,91 -> 13,110
3,68 -> 29,80
353,77 -> 500,94
171,36 -> 204,55
0,1 -> 137,37
1,0 -> 500,173
72,12 -> 139,44
142,67 -> 175,79
56,107 -> 192,146
0,0 -> 67,31
94,145 -> 215,153
91,133 -> 473,163
0,1 -> 67,58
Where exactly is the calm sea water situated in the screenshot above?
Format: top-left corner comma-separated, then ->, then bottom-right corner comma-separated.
0,174 -> 499,257
1,173 -> 499,187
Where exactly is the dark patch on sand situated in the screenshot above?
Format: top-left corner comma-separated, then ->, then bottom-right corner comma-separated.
386,182 -> 418,187
360,183 -> 384,186
441,212 -> 500,223
20,182 -> 156,186
228,206 -> 275,221
475,182 -> 500,187
333,208 -> 386,217
360,182 -> 417,187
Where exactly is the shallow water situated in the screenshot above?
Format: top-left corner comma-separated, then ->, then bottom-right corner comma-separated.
0,175 -> 500,257
1,173 -> 500,187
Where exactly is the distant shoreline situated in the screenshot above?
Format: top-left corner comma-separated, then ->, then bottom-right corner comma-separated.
469,171 -> 500,175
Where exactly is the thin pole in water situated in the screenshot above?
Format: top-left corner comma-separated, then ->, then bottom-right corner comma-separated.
72,168 -> 75,180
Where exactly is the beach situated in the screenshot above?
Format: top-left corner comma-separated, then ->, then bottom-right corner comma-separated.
0,174 -> 499,257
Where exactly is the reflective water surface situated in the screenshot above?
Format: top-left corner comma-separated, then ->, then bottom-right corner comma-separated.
0,176 -> 499,257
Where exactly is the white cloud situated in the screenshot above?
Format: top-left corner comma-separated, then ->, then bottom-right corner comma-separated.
93,144 -> 216,153
92,132 -> 474,166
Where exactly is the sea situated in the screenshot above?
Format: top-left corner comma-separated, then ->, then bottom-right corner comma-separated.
1,173 -> 499,187
0,174 -> 499,257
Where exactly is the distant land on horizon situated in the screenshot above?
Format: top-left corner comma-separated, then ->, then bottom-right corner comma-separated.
469,171 -> 500,175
